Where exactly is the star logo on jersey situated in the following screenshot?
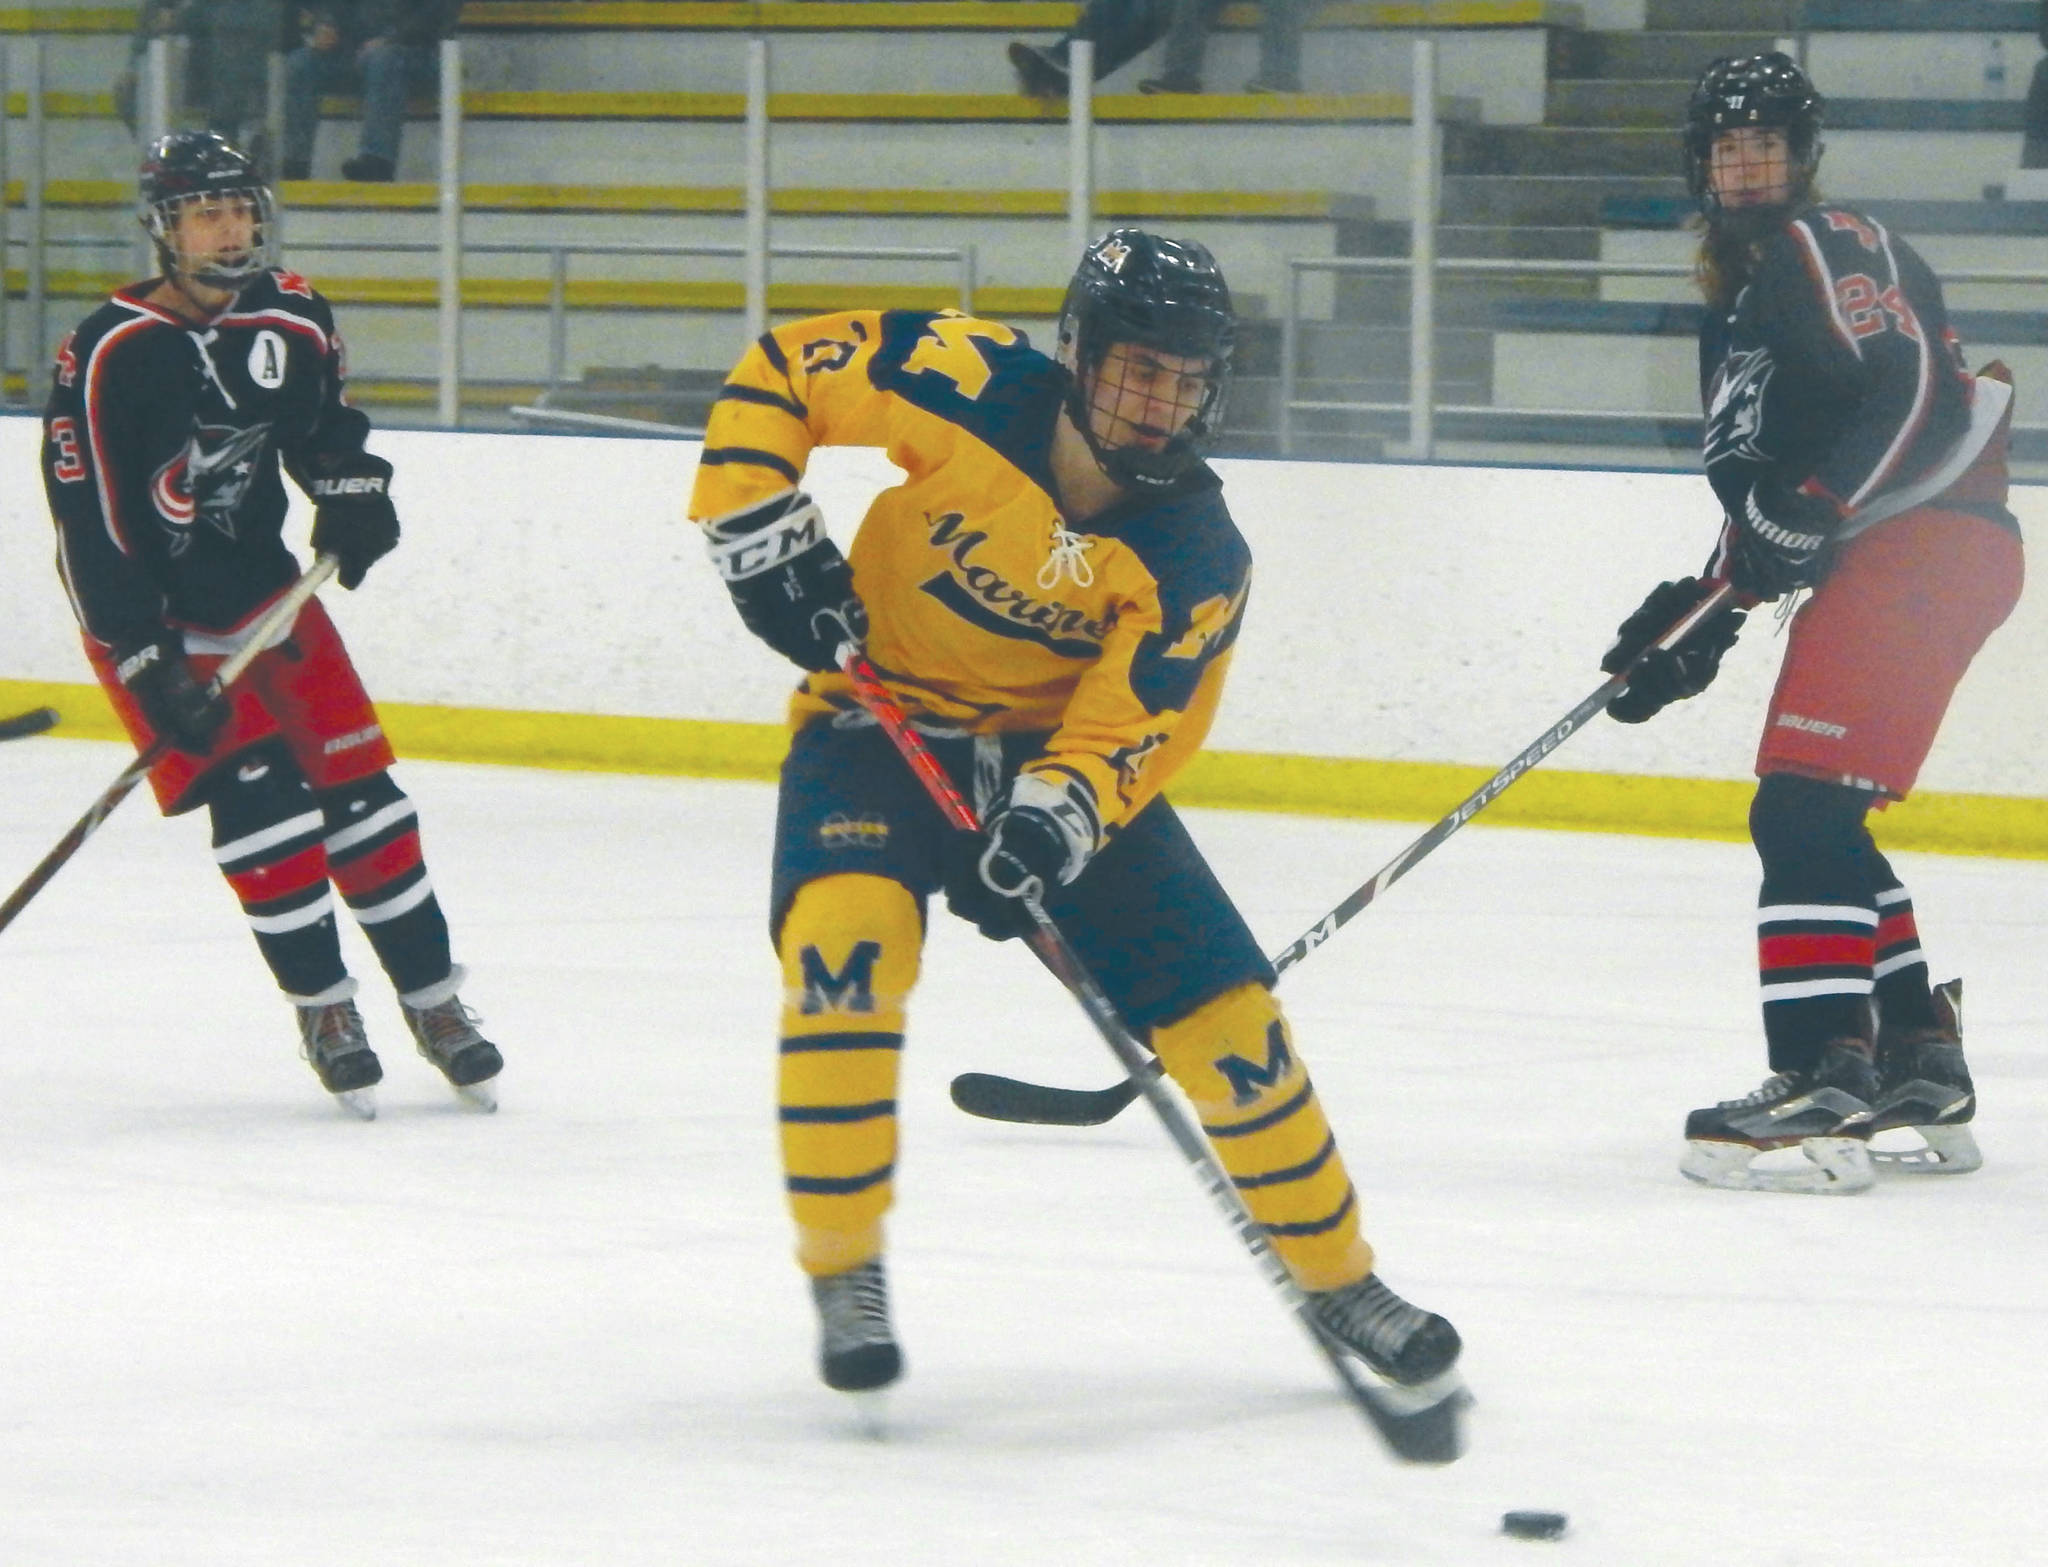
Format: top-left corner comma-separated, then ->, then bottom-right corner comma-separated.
1704,347 -> 1776,469
148,422 -> 273,553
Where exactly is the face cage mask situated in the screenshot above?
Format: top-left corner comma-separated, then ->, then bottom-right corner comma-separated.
143,185 -> 278,290
1690,127 -> 1818,239
1062,333 -> 1226,491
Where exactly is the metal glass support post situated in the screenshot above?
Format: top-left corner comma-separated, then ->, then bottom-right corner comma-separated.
24,37 -> 45,409
1,42 -> 11,404
436,36 -> 463,426
1408,37 -> 1438,460
1279,261 -> 1300,457
1067,40 -> 1094,264
265,50 -> 286,180
960,244 -> 977,314
547,247 -> 568,391
743,38 -> 768,345
143,35 -> 172,144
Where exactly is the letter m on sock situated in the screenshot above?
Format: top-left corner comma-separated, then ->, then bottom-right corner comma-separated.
1213,1020 -> 1293,1106
798,941 -> 881,1016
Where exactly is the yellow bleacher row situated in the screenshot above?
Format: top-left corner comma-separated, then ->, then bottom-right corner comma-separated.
0,1 -> 1573,35
2,87 -> 1431,121
7,178 -> 1339,217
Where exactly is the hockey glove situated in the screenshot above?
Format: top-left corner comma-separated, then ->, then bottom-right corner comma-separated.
307,453 -> 400,590
1726,477 -> 1839,601
113,633 -> 231,755
704,489 -> 868,673
944,773 -> 1100,942
1602,577 -> 1746,725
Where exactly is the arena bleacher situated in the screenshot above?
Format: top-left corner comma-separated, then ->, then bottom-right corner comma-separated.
2,0 -> 2042,469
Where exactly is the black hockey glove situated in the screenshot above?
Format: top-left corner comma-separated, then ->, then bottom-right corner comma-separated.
1602,577 -> 1746,725
944,774 -> 1099,942
704,490 -> 868,673
1726,478 -> 1839,601
307,453 -> 400,590
113,633 -> 231,755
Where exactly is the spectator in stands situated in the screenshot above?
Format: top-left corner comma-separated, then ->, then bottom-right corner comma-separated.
2024,1 -> 2048,168
280,0 -> 461,181
114,0 -> 279,165
1007,0 -> 1302,99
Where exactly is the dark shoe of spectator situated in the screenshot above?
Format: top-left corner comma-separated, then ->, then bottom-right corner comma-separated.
280,158 -> 311,181
341,153 -> 396,181
1138,74 -> 1204,94
1243,77 -> 1303,93
1007,40 -> 1068,98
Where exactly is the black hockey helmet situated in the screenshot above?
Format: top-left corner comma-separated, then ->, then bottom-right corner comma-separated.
1684,52 -> 1824,226
139,130 -> 277,290
1056,228 -> 1235,490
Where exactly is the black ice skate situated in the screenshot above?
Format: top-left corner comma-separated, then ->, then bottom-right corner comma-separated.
1679,1037 -> 1879,1194
1307,1272 -> 1463,1388
401,966 -> 503,1112
1861,977 -> 1980,1173
811,1258 -> 903,1398
296,990 -> 382,1120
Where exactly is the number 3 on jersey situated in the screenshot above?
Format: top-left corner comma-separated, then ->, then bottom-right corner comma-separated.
904,315 -> 1017,402
49,417 -> 86,483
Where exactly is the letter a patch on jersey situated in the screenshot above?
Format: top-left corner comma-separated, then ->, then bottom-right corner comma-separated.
798,941 -> 881,1016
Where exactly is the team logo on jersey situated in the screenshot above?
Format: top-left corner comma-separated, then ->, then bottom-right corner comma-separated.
248,330 -> 288,389
148,422 -> 273,552
917,511 -> 1111,659
1705,347 -> 1777,468
819,813 -> 889,852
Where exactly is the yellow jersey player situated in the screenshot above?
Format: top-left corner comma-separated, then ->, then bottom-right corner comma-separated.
688,230 -> 1462,1407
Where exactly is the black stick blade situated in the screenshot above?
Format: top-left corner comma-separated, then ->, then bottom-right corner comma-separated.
949,1070 -> 1141,1126
0,707 -> 60,742
1354,1377 -> 1471,1465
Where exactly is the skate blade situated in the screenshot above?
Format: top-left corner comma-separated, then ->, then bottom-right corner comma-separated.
333,1086 -> 378,1121
453,1078 -> 499,1113
1870,1123 -> 1981,1174
1680,1135 -> 1873,1194
846,1390 -> 891,1441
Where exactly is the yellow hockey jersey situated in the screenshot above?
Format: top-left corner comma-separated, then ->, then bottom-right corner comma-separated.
688,308 -> 1250,842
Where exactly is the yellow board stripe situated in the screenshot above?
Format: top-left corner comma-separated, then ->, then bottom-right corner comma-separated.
11,178 -> 1338,220
0,0 -> 1570,33
7,677 -> 2044,860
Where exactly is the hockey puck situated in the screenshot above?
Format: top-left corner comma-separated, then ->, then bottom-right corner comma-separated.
1501,1511 -> 1569,1541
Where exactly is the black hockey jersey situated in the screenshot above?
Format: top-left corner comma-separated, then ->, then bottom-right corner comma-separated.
1700,203 -> 1986,528
41,269 -> 375,650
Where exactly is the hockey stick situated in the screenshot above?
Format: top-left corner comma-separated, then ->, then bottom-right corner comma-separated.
843,647 -> 1469,1465
0,707 -> 61,742
953,580 -> 1741,1127
0,556 -> 341,938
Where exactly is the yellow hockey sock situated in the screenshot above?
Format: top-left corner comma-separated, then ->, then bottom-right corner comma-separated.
777,874 -> 924,1277
1153,983 -> 1374,1292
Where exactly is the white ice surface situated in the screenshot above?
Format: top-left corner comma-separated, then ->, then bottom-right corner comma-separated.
3,741 -> 2046,1566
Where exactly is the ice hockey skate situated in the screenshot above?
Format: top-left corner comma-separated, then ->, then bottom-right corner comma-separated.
1307,1272 -> 1462,1388
400,966 -> 503,1111
1305,1272 -> 1468,1462
1860,977 -> 1980,1173
296,991 -> 381,1119
811,1257 -> 901,1432
1679,1037 -> 1879,1194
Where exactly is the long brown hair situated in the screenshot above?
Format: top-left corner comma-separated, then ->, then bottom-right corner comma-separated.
1692,180 -> 1821,312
